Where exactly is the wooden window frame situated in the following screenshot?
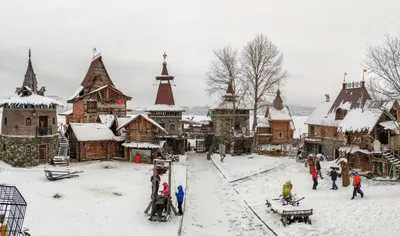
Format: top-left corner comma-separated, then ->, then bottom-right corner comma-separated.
26,118 -> 31,126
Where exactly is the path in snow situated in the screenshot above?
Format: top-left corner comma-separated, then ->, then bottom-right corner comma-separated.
180,153 -> 272,236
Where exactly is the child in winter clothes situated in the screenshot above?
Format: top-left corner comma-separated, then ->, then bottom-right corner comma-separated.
330,169 -> 338,190
351,173 -> 364,199
160,182 -> 169,197
316,160 -> 324,179
175,185 -> 185,215
312,167 -> 319,190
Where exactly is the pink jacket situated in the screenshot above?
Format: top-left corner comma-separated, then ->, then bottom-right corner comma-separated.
161,182 -> 169,196
312,168 -> 318,180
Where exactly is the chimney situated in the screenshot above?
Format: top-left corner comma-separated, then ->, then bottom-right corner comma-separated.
342,72 -> 347,89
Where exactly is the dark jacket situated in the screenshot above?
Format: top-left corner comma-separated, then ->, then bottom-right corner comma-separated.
175,185 -> 185,202
316,161 -> 321,171
331,170 -> 337,181
155,195 -> 167,205
150,175 -> 160,186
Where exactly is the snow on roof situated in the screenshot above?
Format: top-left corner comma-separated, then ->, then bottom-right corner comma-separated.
210,100 -> 250,110
116,114 -> 167,134
305,101 -> 334,126
59,109 -> 72,116
338,145 -> 371,154
70,123 -> 115,141
69,85 -> 83,100
338,108 -> 382,133
0,93 -> 63,107
256,117 -> 270,128
145,104 -> 186,112
122,142 -> 161,149
117,116 -> 137,129
98,114 -> 115,128
379,120 -> 400,131
267,106 -> 293,121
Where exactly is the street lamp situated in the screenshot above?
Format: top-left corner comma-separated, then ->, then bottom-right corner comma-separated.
32,109 -> 36,117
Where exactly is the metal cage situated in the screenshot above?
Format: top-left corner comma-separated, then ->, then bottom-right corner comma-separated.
0,185 -> 27,236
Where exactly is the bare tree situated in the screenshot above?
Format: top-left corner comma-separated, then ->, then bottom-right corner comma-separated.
362,33 -> 400,99
241,34 -> 287,131
205,46 -> 247,106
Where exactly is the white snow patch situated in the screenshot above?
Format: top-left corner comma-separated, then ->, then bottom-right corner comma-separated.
339,108 -> 382,133
122,142 -> 161,149
267,106 -> 293,121
211,154 -> 282,182
70,123 -> 115,141
98,114 -> 115,128
0,94 -> 63,107
305,101 -> 334,126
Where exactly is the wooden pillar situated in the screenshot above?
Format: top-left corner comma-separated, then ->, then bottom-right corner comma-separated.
341,161 -> 350,187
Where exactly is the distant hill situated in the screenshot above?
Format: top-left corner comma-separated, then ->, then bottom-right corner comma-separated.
128,104 -> 315,116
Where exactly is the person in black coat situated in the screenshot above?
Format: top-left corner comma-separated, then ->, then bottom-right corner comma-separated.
331,169 -> 338,190
316,160 -> 324,179
150,174 -> 161,196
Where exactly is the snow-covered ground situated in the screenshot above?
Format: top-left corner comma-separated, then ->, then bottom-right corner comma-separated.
181,153 -> 271,235
211,154 -> 282,182
213,156 -> 400,236
0,157 -> 187,236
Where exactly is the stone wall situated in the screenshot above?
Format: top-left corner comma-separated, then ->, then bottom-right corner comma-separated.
211,110 -> 250,137
0,135 -> 58,167
150,115 -> 182,136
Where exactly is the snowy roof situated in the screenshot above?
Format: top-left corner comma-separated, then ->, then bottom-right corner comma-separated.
328,86 -> 371,114
98,114 -> 115,128
69,86 -> 84,100
256,117 -> 270,128
379,120 -> 400,131
304,101 -> 335,126
145,104 -> 186,112
116,114 -> 167,134
338,145 -> 371,154
210,100 -> 250,110
0,93 -> 63,107
70,123 -> 115,141
267,106 -> 293,121
117,116 -> 137,129
59,109 -> 72,116
338,108 -> 382,133
122,142 -> 160,149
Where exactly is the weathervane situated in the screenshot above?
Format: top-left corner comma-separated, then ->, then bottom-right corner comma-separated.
163,52 -> 167,61
92,47 -> 101,60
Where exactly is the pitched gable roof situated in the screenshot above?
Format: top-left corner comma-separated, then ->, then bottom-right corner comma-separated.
328,87 -> 371,114
81,56 -> 114,88
116,114 -> 167,134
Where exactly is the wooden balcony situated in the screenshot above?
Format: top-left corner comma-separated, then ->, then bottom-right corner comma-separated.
37,126 -> 52,136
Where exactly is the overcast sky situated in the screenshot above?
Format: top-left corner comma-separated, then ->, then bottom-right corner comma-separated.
1,0 -> 399,108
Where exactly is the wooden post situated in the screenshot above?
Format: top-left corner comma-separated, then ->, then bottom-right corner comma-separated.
341,161 -> 350,187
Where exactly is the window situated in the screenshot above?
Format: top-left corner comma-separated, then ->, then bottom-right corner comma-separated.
278,132 -> 283,139
87,101 -> 97,111
26,145 -> 31,154
52,117 -> 56,125
159,123 -> 165,128
2,144 -> 5,152
335,108 -> 347,120
3,118 -> 6,126
26,118 -> 31,126
170,124 -> 176,131
234,122 -> 240,130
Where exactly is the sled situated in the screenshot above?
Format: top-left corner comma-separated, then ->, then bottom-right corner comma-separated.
44,170 -> 83,181
148,213 -> 171,222
265,195 -> 313,227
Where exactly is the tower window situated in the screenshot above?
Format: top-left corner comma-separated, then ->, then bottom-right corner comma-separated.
52,117 -> 56,125
4,117 -> 7,126
26,118 -> 32,126
278,132 -> 283,139
2,144 -> 5,152
170,124 -> 176,131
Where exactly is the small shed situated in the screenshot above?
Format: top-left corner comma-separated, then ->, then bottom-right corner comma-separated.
66,123 -> 116,161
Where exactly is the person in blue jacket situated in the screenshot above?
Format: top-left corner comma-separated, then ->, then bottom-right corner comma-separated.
175,185 -> 185,215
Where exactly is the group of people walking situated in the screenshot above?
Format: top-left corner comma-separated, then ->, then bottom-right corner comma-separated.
309,155 -> 364,199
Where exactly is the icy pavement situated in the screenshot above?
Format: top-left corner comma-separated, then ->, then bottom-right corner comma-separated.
180,153 -> 272,236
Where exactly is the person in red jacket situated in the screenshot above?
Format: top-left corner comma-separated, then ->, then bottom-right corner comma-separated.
312,167 -> 319,190
351,173 -> 364,200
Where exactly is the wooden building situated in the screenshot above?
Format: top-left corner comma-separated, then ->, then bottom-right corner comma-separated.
0,50 -> 63,167
210,81 -> 252,154
66,123 -> 116,161
255,89 -> 295,146
116,114 -> 168,163
66,55 -> 132,124
304,74 -> 371,160
145,53 -> 186,154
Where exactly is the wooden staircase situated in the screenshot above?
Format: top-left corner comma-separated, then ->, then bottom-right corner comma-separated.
53,130 -> 70,166
382,148 -> 400,170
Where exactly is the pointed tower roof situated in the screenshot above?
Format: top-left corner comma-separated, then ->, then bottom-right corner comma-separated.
273,89 -> 284,110
156,53 -> 174,81
22,49 -> 38,92
81,56 -> 115,88
223,80 -> 237,102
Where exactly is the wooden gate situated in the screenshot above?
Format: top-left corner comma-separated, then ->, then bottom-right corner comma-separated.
196,139 -> 205,153
39,144 -> 47,161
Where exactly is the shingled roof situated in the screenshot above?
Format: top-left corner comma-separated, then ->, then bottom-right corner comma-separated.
81,56 -> 115,88
328,85 -> 371,114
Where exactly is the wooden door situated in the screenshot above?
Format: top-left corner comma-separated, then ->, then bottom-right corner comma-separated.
39,144 -> 47,161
